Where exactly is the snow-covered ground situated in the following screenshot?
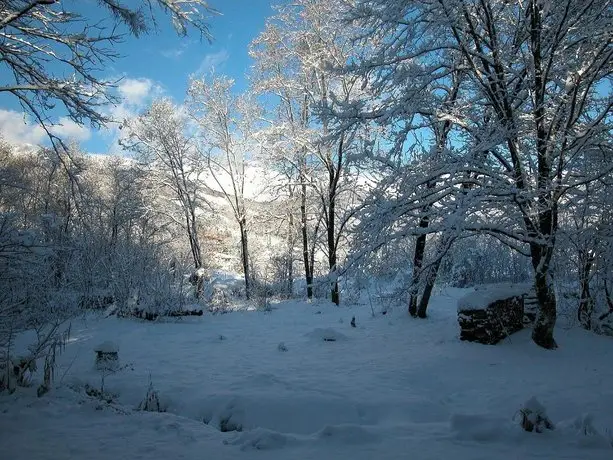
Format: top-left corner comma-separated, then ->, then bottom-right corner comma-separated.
2,288 -> 613,459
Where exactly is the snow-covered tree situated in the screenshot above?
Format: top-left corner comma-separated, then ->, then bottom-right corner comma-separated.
250,10 -> 319,300
337,0 -> 613,348
187,75 -> 256,299
122,99 -> 209,276
251,0 -> 365,305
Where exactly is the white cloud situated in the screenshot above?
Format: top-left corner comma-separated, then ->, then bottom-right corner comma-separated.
0,109 -> 46,145
195,49 -> 229,75
101,77 -> 165,155
161,48 -> 185,59
118,78 -> 154,106
107,77 -> 164,125
161,39 -> 193,60
0,110 -> 91,146
50,117 -> 91,142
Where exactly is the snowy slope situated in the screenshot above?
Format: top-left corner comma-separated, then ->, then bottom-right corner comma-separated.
1,289 -> 612,459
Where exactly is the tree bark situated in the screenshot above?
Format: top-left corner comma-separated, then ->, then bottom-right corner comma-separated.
287,207 -> 294,298
532,267 -> 557,349
300,171 -> 313,300
239,217 -> 250,299
409,215 -> 429,316
529,221 -> 558,349
577,249 -> 594,330
416,264 -> 438,318
416,235 -> 454,318
328,179 -> 339,305
598,279 -> 613,322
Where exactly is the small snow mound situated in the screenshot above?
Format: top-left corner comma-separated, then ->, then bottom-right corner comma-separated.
94,340 -> 118,353
450,414 -> 512,442
458,283 -> 532,312
305,328 -> 348,342
225,427 -> 294,451
557,414 -> 613,449
567,413 -> 598,436
317,424 -> 379,444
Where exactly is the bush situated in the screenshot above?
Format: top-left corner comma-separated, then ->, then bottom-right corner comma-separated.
516,397 -> 554,433
138,377 -> 165,412
0,214 -> 73,395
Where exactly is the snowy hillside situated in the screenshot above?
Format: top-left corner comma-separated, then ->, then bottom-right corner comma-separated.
2,289 -> 612,459
203,160 -> 284,203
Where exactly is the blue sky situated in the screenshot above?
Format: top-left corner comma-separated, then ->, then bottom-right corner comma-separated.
0,0 -> 277,154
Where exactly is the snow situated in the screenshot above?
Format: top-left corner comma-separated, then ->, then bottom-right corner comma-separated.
522,396 -> 547,417
94,341 -> 119,353
458,283 -> 533,312
1,289 -> 613,459
305,327 -> 348,342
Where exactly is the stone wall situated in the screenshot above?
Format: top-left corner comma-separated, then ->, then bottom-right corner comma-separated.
458,295 -> 524,345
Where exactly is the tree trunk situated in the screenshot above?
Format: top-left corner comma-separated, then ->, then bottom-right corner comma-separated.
530,236 -> 558,349
599,279 -> 613,322
300,177 -> 313,300
409,216 -> 429,316
416,267 -> 438,318
408,73 -> 460,316
239,217 -> 250,300
309,216 -> 321,299
110,205 -> 118,246
532,269 -> 557,349
287,210 -> 294,298
577,249 -> 594,330
528,0 -> 558,350
416,236 -> 452,318
186,212 -> 204,299
328,186 -> 339,305
184,199 -> 203,271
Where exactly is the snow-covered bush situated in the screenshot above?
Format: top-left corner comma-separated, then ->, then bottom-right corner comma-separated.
138,377 -> 165,412
0,355 -> 36,393
0,213 -> 74,395
597,315 -> 613,337
105,246 -> 195,319
516,397 -> 554,433
209,286 -> 231,314
37,327 -> 70,397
